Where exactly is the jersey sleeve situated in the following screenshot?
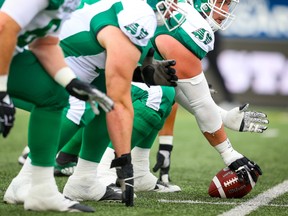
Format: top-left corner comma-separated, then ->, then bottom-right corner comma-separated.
1,0 -> 48,28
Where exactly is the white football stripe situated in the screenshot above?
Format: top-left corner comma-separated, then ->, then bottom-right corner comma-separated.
158,199 -> 288,207
213,176 -> 226,198
218,180 -> 288,216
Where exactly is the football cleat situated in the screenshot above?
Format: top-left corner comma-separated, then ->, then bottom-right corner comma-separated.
63,174 -> 119,201
99,186 -> 122,202
67,203 -> 95,212
134,171 -> 181,192
153,180 -> 181,193
4,176 -> 31,204
24,182 -> 94,212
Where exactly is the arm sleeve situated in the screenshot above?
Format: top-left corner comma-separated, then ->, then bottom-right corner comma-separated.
1,0 -> 48,28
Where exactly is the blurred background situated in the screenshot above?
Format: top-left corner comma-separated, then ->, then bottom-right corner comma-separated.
204,0 -> 288,108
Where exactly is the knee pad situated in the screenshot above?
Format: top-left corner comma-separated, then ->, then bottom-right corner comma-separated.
175,73 -> 222,133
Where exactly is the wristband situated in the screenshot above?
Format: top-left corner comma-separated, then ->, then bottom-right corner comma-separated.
0,75 -> 8,91
54,67 -> 76,87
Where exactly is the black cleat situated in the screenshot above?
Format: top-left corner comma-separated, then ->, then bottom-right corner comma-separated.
68,203 -> 95,212
99,186 -> 122,202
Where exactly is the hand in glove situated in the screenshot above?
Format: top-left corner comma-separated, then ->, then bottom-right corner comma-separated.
111,153 -> 134,207
0,92 -> 16,138
138,48 -> 178,87
222,103 -> 268,133
152,144 -> 173,183
228,156 -> 262,184
65,78 -> 114,115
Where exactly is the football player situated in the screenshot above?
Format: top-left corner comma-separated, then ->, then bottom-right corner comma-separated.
149,0 -> 265,185
3,0 -> 179,209
13,0 -> 180,206
58,0 -> 267,194
0,0 -> 114,212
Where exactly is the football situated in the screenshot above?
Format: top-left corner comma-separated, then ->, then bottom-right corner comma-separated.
208,167 -> 257,198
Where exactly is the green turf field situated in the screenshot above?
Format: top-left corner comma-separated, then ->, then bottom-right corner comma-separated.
0,106 -> 288,215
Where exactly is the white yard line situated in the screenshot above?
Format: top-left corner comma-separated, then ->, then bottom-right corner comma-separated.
158,180 -> 288,215
158,199 -> 288,207
218,180 -> 288,216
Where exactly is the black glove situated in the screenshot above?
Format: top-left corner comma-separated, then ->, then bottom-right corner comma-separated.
111,153 -> 134,207
66,78 -> 114,114
138,48 -> 178,87
152,144 -> 173,183
0,92 -> 16,138
228,156 -> 262,184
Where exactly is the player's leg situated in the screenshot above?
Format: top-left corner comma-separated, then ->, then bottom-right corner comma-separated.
4,50 -> 93,212
154,103 -> 178,183
54,128 -> 82,177
97,97 -> 157,187
54,98 -> 95,176
63,111 -> 121,201
132,96 -> 180,192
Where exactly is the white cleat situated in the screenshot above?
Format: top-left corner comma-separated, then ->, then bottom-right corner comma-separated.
24,182 -> 94,212
63,175 -> 118,201
153,180 -> 181,193
3,176 -> 31,204
134,172 -> 181,192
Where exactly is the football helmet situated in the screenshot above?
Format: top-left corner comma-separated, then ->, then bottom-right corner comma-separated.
146,0 -> 187,31
193,0 -> 239,31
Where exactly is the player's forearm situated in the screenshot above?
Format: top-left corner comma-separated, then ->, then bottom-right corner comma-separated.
29,37 -> 77,87
106,102 -> 133,157
29,37 -> 67,77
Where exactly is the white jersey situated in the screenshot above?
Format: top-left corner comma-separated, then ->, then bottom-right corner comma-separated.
59,0 -> 156,83
152,2 -> 215,60
1,0 -> 80,53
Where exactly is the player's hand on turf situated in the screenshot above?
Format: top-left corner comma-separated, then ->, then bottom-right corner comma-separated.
140,48 -> 178,87
111,153 -> 134,207
228,156 -> 262,184
0,92 -> 16,138
223,103 -> 269,133
152,144 -> 173,183
65,78 -> 114,115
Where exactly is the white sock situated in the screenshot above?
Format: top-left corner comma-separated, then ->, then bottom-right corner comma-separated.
132,146 -> 150,178
159,135 -> 173,145
97,147 -> 117,186
17,157 -> 32,178
214,139 -> 243,166
73,158 -> 99,177
31,165 -> 54,186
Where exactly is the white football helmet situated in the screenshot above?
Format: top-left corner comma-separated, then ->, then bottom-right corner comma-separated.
192,0 -> 239,31
146,0 -> 187,31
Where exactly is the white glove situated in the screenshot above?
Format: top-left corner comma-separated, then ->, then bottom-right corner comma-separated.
220,104 -> 269,133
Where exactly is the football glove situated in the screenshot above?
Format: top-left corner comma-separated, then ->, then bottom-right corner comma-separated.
111,153 -> 134,207
139,48 -> 178,87
152,144 -> 173,183
223,103 -> 269,133
228,156 -> 262,184
65,78 -> 114,115
0,92 -> 16,138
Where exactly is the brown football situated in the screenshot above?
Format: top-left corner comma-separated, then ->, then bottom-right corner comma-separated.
208,167 -> 257,198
